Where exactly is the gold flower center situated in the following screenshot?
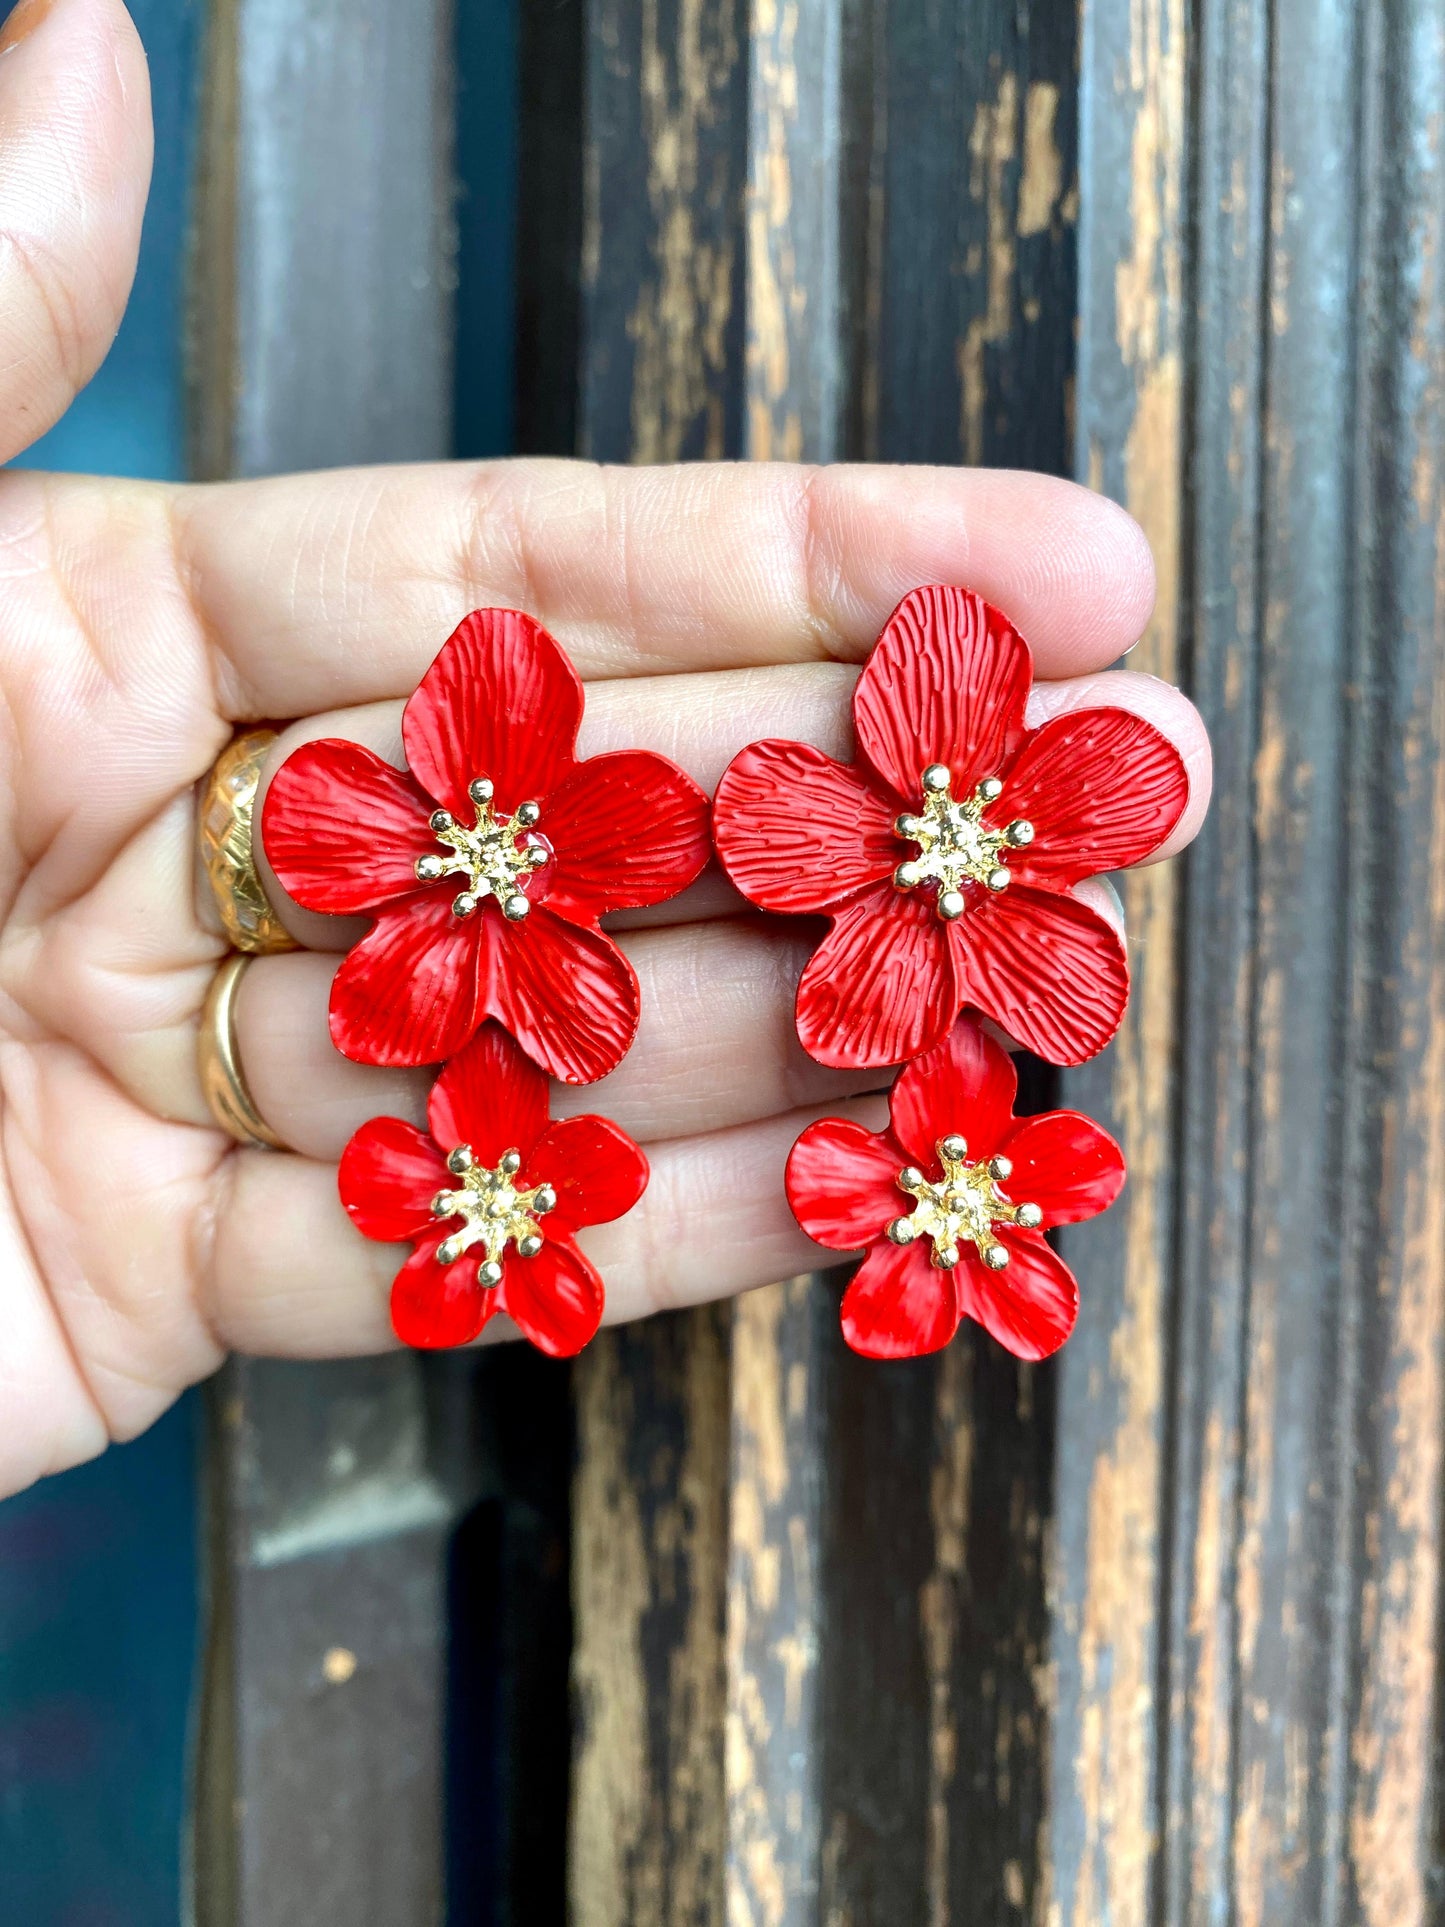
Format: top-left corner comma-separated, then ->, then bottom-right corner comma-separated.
892,764 -> 1034,921
414,775 -> 550,922
430,1143 -> 558,1288
885,1135 -> 1042,1272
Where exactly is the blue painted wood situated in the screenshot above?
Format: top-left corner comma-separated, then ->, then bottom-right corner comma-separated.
0,2 -> 203,1921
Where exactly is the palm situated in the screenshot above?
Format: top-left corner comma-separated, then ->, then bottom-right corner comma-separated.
0,0 -> 1210,1497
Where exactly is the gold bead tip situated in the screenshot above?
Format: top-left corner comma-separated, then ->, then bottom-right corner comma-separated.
469,777 -> 494,805
533,1185 -> 557,1215
985,867 -> 1010,892
526,845 -> 550,868
937,889 -> 965,920
429,809 -> 455,833
415,853 -> 444,881
898,1166 -> 924,1191
1006,818 -> 1034,847
447,1148 -> 474,1176
982,1242 -> 1010,1270
922,763 -> 952,793
988,1154 -> 1013,1180
478,1260 -> 503,1288
895,813 -> 922,838
933,1243 -> 960,1270
453,892 -> 479,917
430,1191 -> 451,1216
978,776 -> 1004,801
516,801 -> 541,826
502,893 -> 530,921
517,1233 -> 543,1258
939,1134 -> 967,1161
886,1216 -> 917,1245
437,1237 -> 464,1266
1015,1202 -> 1043,1229
894,861 -> 922,890
499,1149 -> 522,1175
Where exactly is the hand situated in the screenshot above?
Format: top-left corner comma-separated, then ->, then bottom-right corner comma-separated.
0,0 -> 1211,1496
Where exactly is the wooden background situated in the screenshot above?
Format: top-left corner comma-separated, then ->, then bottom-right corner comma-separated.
189,0 -> 1445,1919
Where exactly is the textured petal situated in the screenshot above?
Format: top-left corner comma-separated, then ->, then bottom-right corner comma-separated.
526,1115 -> 649,1238
329,892 -> 484,1067
391,1234 -> 501,1349
839,1238 -> 961,1360
785,1119 -> 906,1250
957,1235 -> 1078,1361
427,1023 -> 551,1164
998,1110 -> 1126,1227
402,609 -> 584,818
500,1240 -> 605,1357
338,1117 -> 448,1242
853,587 -> 1031,802
262,738 -> 436,914
542,751 -> 711,920
712,740 -> 899,913
950,885 -> 1128,1066
1001,708 -> 1191,885
796,881 -> 958,1069
485,904 -> 639,1085
889,1017 -> 1019,1168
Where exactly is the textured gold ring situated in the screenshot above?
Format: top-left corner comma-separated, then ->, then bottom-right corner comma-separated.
198,729 -> 299,955
199,954 -> 287,1151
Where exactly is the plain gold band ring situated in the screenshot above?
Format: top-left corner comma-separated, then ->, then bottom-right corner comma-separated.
199,953 -> 287,1151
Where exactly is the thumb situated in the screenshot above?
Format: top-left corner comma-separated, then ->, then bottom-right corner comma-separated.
0,0 -> 152,464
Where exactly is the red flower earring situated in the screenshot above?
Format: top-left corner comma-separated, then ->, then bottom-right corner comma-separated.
787,1017 -> 1124,1361
340,1024 -> 647,1353
712,585 -> 1189,1068
264,608 -> 711,1081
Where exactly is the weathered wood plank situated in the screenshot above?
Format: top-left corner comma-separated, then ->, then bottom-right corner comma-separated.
1056,0 -> 1187,1914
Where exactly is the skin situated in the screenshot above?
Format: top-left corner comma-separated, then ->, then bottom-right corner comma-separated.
0,0 -> 1213,1497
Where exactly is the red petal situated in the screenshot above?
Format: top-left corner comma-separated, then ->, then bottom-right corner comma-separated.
796,881 -> 958,1069
712,741 -> 899,913
839,1238 -> 961,1359
427,1023 -> 551,1164
484,904 -> 639,1084
329,893 -> 484,1067
499,1239 -> 604,1357
958,1235 -> 1078,1361
262,739 -> 436,914
401,609 -> 584,819
889,1018 -> 1018,1168
950,885 -> 1128,1066
852,588 -> 1031,803
998,1110 -> 1125,1227
1001,709 -> 1190,885
391,1234 -> 500,1349
338,1117 -> 448,1242
542,751 -> 710,920
785,1119 -> 906,1250
526,1115 -> 648,1237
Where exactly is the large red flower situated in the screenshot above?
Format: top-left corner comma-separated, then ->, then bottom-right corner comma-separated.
786,1018 -> 1124,1361
339,1024 -> 647,1353
713,585 -> 1189,1068
263,609 -> 711,1080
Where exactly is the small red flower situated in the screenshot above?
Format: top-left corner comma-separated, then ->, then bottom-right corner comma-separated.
263,609 -> 711,1080
713,586 -> 1189,1068
339,1024 -> 647,1354
786,1018 -> 1124,1361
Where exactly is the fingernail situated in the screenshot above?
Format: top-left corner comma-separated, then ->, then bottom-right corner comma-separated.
0,0 -> 56,55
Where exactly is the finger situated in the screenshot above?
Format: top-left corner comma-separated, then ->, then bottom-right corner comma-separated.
207,1097 -> 888,1358
166,460 -> 1156,716
253,657 -> 1210,948
0,0 -> 152,462
230,924 -> 881,1161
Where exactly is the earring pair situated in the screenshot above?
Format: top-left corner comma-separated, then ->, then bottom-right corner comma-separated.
264,589 -> 1188,1362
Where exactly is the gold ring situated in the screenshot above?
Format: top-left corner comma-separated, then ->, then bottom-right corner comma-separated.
199,954 -> 287,1151
197,729 -> 299,955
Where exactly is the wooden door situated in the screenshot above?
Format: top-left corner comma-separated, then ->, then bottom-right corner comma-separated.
188,0 -> 1445,1919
